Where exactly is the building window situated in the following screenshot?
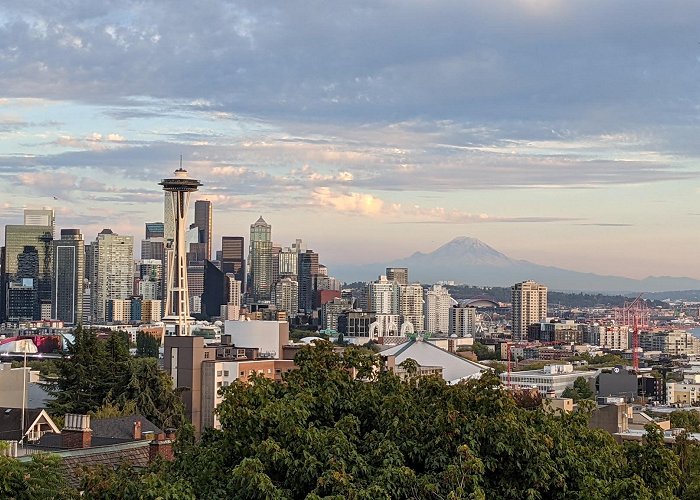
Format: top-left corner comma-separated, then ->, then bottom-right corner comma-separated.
240,371 -> 244,376
217,382 -> 222,388
216,370 -> 223,377
204,352 -> 210,359
224,370 -> 229,377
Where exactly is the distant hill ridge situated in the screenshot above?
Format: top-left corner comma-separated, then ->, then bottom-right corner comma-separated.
330,236 -> 700,293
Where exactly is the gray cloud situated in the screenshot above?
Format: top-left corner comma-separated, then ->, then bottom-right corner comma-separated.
1,1 -> 700,129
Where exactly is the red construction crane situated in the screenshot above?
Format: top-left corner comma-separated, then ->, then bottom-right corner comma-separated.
616,294 -> 650,373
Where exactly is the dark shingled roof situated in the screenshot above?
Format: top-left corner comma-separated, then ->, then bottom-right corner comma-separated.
91,414 -> 163,440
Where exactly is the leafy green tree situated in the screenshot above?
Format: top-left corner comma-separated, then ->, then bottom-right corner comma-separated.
562,376 -> 595,402
670,410 -> 700,432
136,332 -> 161,358
623,424 -> 680,499
48,328 -> 184,429
0,454 -> 76,499
164,341 -> 679,499
80,462 -> 194,499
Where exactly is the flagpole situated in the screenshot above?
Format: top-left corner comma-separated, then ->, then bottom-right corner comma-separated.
20,348 -> 26,446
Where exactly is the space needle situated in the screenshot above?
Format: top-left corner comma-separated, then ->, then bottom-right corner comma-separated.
160,164 -> 202,336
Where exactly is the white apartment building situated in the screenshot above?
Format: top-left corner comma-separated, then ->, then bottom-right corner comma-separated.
274,277 -> 299,318
511,280 -> 548,342
424,284 -> 455,334
640,330 -> 700,357
449,305 -> 477,337
95,230 -> 134,322
399,283 -> 424,333
588,324 -> 629,350
368,275 -> 399,315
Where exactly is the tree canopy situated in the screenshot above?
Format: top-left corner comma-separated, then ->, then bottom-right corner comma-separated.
159,342 -> 682,498
47,327 -> 184,430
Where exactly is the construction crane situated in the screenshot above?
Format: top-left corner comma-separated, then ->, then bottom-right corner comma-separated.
616,294 -> 650,373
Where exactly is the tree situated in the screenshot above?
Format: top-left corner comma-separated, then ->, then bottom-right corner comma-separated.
623,424 -> 680,499
48,328 -> 184,430
0,454 -> 76,499
136,332 -> 161,358
670,410 -> 700,432
562,376 -> 595,402
162,342 -> 680,498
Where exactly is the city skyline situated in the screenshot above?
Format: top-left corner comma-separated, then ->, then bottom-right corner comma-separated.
1,2 -> 700,279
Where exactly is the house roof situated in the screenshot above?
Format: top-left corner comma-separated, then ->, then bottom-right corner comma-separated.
0,407 -> 56,441
91,414 -> 163,441
380,339 -> 489,384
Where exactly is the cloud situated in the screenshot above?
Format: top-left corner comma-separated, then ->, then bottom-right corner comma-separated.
311,188 -> 385,216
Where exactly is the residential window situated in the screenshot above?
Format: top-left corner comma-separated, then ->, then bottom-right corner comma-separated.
217,370 -> 223,377
204,352 -> 210,359
224,370 -> 229,377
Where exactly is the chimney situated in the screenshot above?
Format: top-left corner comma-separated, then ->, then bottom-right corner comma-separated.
149,433 -> 174,462
62,414 -> 92,449
133,420 -> 142,440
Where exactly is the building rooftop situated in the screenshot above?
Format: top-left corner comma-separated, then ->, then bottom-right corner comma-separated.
380,339 -> 488,384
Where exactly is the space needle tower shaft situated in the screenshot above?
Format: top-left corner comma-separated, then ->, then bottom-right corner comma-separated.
160,165 -> 202,336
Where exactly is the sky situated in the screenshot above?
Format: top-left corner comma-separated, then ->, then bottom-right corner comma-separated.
1,1 -> 699,279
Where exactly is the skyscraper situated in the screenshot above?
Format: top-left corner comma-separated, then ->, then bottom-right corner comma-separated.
449,305 -> 477,337
424,284 -> 454,334
145,222 -> 165,240
3,224 -> 53,320
249,216 -> 272,302
511,280 -> 548,342
52,229 -> 84,325
24,208 -> 55,233
221,236 -> 246,293
398,283 -> 424,333
274,277 -> 299,318
298,250 -> 319,313
94,229 -> 134,322
189,200 -> 212,262
386,267 -> 408,285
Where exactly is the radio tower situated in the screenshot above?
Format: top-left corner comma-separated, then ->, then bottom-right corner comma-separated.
617,294 -> 649,372
160,163 -> 202,336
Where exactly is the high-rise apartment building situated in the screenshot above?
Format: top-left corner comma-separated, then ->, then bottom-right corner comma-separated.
511,280 -> 548,342
3,224 -> 53,320
274,277 -> 299,318
298,250 -> 319,313
386,267 -> 408,285
368,275 -> 399,315
424,284 -> 454,334
449,305 -> 477,337
224,274 -> 242,320
94,229 -> 134,322
221,236 -> 245,293
398,283 -> 424,333
278,247 -> 298,277
249,217 -> 272,302
52,229 -> 85,325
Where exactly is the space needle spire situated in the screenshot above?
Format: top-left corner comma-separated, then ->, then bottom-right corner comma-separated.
160,164 -> 202,336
